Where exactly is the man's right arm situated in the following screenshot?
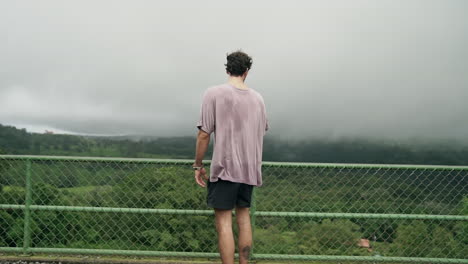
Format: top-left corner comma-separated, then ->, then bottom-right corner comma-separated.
193,129 -> 210,187
193,88 -> 215,187
194,129 -> 210,167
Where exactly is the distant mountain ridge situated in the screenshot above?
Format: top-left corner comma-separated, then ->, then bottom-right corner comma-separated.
1,123 -> 467,165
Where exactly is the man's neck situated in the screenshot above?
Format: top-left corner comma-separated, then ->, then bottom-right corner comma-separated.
228,76 -> 248,89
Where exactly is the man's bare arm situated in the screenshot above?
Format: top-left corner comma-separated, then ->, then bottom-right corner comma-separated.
194,129 -> 210,187
194,129 -> 210,166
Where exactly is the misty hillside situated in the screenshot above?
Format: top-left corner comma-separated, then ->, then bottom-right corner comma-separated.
0,123 -> 467,165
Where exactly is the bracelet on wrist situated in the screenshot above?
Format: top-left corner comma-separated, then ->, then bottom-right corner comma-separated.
192,163 -> 204,170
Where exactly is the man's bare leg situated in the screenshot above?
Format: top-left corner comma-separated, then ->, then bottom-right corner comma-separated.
235,207 -> 252,264
215,209 -> 235,264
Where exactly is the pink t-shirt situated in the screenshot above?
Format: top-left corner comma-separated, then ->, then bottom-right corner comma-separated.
196,83 -> 269,186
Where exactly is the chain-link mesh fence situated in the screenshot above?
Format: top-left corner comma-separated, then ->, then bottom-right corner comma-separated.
0,155 -> 467,263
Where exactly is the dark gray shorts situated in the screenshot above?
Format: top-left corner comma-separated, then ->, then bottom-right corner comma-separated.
207,178 -> 254,210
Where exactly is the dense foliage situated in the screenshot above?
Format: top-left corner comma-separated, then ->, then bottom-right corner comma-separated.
0,158 -> 466,258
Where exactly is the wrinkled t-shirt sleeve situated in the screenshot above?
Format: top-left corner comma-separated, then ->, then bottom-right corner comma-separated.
196,89 -> 215,134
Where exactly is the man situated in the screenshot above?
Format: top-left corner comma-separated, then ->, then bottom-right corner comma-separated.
193,50 -> 269,264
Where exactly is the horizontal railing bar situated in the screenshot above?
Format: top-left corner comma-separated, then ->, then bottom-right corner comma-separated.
253,253 -> 468,263
263,161 -> 468,170
0,247 -> 221,258
0,155 -> 194,164
1,154 -> 468,170
2,204 -> 467,220
254,211 -> 468,220
1,247 -> 466,263
0,204 -> 214,215
0,247 -> 22,253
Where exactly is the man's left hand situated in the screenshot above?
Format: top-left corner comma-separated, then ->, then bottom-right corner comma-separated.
194,167 -> 208,187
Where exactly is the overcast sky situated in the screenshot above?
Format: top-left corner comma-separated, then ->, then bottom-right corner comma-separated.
1,0 -> 467,142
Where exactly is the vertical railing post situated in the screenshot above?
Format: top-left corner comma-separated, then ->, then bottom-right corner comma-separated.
250,187 -> 256,260
22,159 -> 32,256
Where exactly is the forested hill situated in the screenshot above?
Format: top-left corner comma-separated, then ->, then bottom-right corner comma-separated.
1,123 -> 467,165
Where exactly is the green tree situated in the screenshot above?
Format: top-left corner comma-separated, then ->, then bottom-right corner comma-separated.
0,211 -> 15,246
453,196 -> 468,244
297,219 -> 363,255
427,226 -> 461,258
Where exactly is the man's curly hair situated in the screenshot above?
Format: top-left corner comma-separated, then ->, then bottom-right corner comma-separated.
225,50 -> 253,76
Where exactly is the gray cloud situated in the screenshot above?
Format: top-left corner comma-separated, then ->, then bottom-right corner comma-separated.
1,0 -> 467,142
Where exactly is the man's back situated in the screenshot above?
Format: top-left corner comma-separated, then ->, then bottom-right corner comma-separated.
193,50 -> 265,264
197,82 -> 269,186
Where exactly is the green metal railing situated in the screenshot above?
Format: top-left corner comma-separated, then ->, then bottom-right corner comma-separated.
0,155 -> 467,263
